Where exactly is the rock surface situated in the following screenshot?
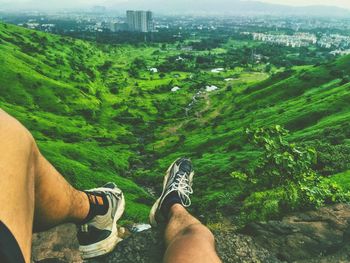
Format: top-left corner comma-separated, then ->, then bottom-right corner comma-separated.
32,224 -> 82,263
32,204 -> 350,263
243,204 -> 350,262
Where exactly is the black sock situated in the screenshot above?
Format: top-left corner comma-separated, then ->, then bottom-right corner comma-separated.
81,192 -> 109,224
161,191 -> 182,218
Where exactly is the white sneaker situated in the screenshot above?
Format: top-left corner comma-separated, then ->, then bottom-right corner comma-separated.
77,183 -> 125,259
149,158 -> 194,227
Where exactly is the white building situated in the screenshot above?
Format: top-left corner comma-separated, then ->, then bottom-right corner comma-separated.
126,10 -> 154,33
110,22 -> 128,32
171,87 -> 181,92
149,68 -> 158,73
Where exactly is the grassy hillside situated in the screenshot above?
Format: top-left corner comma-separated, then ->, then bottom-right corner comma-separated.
0,22 -> 349,224
0,22 -> 155,222
144,56 -> 350,220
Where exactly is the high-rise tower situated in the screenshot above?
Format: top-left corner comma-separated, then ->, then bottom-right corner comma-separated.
126,10 -> 154,32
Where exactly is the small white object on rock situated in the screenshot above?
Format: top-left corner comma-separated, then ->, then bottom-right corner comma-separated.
131,224 -> 152,233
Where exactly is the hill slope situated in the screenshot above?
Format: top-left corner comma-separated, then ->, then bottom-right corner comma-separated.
0,22 -> 155,221
0,22 -> 349,223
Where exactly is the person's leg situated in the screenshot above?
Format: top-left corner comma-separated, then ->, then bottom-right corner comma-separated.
0,109 -> 89,262
149,158 -> 222,263
0,110 -> 36,262
33,140 -> 89,231
163,204 -> 221,263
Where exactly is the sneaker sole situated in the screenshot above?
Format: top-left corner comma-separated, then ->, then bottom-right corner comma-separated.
149,158 -> 194,227
79,189 -> 125,259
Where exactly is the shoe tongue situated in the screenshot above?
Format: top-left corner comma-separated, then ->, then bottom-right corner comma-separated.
103,182 -> 116,189
179,160 -> 192,174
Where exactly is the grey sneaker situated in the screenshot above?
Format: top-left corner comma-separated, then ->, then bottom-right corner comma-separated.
149,158 -> 194,227
77,183 -> 125,259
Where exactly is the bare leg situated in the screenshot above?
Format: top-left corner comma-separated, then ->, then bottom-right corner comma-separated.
33,142 -> 89,231
163,204 -> 221,263
0,109 -> 89,262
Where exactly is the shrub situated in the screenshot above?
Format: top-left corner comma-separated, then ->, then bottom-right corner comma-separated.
310,140 -> 350,175
232,125 -> 349,223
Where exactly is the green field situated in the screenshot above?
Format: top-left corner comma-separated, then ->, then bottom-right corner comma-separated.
0,22 -> 349,224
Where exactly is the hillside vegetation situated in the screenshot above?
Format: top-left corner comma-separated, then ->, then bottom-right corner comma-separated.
0,22 -> 349,224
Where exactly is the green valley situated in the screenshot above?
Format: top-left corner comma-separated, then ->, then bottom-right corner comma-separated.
0,21 -> 349,225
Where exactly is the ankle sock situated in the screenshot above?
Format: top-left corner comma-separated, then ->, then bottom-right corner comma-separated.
161,191 -> 182,217
81,192 -> 109,224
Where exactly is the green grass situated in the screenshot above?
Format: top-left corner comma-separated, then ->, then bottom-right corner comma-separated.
331,171 -> 350,191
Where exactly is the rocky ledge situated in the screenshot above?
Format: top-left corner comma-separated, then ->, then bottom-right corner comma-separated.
32,204 -> 350,263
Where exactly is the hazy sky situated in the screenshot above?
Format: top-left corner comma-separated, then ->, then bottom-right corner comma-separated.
259,0 -> 350,9
1,0 -> 350,10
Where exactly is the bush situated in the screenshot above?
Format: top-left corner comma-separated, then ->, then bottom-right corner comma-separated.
232,125 -> 349,223
310,141 -> 350,175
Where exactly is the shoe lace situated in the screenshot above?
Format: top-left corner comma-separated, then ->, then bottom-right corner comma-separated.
169,171 -> 193,207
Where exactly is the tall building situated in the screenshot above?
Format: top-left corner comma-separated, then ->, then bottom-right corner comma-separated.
126,10 -> 136,31
146,11 -> 154,32
126,10 -> 154,33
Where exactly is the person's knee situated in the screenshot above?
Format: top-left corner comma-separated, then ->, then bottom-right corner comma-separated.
180,223 -> 215,242
166,223 -> 219,262
0,109 -> 36,155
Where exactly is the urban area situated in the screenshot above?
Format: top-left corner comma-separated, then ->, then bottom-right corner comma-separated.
1,8 -> 350,57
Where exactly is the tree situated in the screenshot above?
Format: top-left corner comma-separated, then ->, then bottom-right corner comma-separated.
129,58 -> 146,78
265,64 -> 272,73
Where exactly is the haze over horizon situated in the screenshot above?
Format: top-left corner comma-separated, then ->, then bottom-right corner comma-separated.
1,0 -> 350,13
259,0 -> 350,9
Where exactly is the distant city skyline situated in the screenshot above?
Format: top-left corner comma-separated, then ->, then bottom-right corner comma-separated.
1,0 -> 350,11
